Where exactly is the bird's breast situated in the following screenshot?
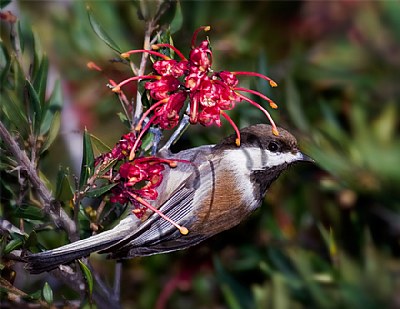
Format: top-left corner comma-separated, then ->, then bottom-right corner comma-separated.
190,157 -> 260,236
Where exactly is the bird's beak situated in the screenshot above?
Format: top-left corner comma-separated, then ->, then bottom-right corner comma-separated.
298,152 -> 315,163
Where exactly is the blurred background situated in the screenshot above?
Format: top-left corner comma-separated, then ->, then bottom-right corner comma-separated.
2,0 -> 400,308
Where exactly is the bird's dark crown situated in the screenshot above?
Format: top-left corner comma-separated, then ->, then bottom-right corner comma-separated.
214,124 -> 298,153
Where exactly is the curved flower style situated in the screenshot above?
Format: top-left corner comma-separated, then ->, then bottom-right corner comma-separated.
112,26 -> 279,148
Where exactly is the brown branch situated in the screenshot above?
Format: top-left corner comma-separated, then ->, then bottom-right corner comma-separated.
133,20 -> 156,125
0,120 -> 77,241
1,120 -> 120,308
0,277 -> 49,308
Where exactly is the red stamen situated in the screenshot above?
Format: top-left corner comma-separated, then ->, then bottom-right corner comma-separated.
127,192 -> 189,235
236,93 -> 279,136
112,75 -> 159,93
189,99 -> 199,124
135,98 -> 168,131
133,156 -> 191,168
191,26 -> 211,48
152,43 -> 187,61
234,87 -> 278,109
108,79 -> 117,87
121,49 -> 171,60
129,114 -> 158,160
87,61 -> 102,72
232,71 -> 278,87
220,111 -> 241,146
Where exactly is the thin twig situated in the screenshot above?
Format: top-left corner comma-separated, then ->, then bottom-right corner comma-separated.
8,12 -> 22,60
0,218 -> 25,236
160,111 -> 191,152
73,192 -> 81,241
113,262 -> 122,302
0,120 -> 77,241
88,263 -> 122,309
0,277 -> 49,308
51,264 -> 121,309
133,20 -> 155,126
150,127 -> 162,155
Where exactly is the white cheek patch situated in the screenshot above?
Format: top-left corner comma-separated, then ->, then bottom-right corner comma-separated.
263,150 -> 303,168
223,147 -> 302,171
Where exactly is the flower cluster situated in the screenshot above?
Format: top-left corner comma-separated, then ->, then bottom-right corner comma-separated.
95,132 -> 188,234
112,26 -> 279,148
89,26 -> 280,235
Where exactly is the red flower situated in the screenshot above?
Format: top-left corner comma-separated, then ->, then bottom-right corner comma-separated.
154,92 -> 187,129
145,76 -> 181,100
153,60 -> 189,78
93,26 -> 284,233
189,40 -> 212,73
110,26 -> 280,148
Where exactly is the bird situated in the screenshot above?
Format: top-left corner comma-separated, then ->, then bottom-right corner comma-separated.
26,124 -> 313,273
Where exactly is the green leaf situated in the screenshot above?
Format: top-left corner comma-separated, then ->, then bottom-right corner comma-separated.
27,289 -> 42,300
1,90 -> 28,133
4,238 -> 24,255
285,78 -> 309,132
87,6 -> 121,53
14,205 -> 44,220
40,79 -> 63,135
90,133 -> 112,154
25,79 -> 42,135
0,41 -> 11,86
116,112 -> 131,128
79,129 -> 95,188
372,102 -> 396,144
42,282 -> 53,305
24,230 -> 38,249
32,30 -> 44,79
86,182 -> 118,198
78,260 -> 94,297
41,111 -> 61,153
214,256 -> 254,309
55,167 -> 74,201
94,157 -> 118,179
0,0 -> 11,9
140,129 -> 154,152
33,56 -> 49,104
170,1 -> 183,34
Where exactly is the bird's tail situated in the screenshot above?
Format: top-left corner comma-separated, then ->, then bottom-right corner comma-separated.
26,215 -> 139,274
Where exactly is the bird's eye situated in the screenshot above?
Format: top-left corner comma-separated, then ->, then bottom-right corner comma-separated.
268,141 -> 280,152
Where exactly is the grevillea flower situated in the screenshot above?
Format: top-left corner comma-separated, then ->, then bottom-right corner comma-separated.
94,132 -> 189,234
90,26 -> 281,235
111,25 -> 280,148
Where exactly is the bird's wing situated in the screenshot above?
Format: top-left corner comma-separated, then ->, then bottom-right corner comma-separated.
101,154 -> 220,259
99,178 -> 202,259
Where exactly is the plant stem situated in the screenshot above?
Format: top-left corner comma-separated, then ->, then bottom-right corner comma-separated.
0,120 -> 78,241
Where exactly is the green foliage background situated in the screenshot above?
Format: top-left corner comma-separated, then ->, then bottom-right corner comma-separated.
1,1 -> 400,308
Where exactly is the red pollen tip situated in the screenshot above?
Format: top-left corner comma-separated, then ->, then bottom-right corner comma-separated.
270,101 -> 278,109
151,43 -> 187,61
269,80 -> 278,87
221,111 -> 241,147
87,61 -> 102,72
112,86 -> 121,93
232,71 -> 277,88
121,49 -> 171,60
191,26 -> 212,48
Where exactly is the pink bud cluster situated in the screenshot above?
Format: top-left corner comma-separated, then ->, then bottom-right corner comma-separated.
113,26 -> 279,147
